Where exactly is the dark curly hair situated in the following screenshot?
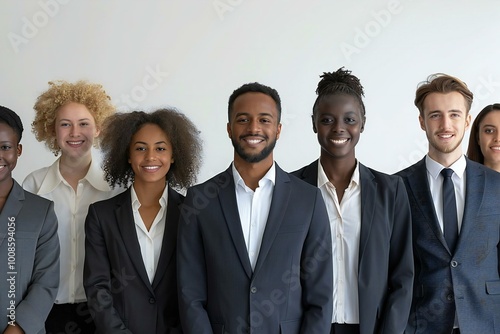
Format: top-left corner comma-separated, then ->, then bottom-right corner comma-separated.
467,103 -> 500,164
312,67 -> 366,119
100,108 -> 202,189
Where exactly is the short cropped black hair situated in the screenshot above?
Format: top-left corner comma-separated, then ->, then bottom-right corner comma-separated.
0,105 -> 24,142
227,82 -> 281,122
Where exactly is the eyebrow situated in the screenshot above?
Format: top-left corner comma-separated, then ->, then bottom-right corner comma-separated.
133,141 -> 168,145
234,112 -> 275,118
58,118 -> 92,122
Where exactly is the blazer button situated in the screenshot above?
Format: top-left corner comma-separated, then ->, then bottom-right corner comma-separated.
451,260 -> 458,268
149,297 -> 155,304
446,293 -> 454,301
250,286 -> 257,294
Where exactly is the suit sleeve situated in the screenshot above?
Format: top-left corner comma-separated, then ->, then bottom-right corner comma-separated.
177,188 -> 213,334
299,189 -> 334,334
83,204 -> 133,334
378,177 -> 414,333
15,201 -> 60,334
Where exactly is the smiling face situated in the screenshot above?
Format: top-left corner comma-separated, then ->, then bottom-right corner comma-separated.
128,123 -> 173,186
313,94 -> 364,162
227,92 -> 281,165
55,102 -> 100,160
478,109 -> 500,170
419,92 -> 471,165
0,122 -> 22,187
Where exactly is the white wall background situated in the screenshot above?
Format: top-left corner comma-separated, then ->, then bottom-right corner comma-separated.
2,0 -> 499,184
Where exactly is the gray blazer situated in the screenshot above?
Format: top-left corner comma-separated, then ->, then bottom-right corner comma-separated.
178,164 -> 333,334
0,181 -> 60,334
397,157 -> 500,334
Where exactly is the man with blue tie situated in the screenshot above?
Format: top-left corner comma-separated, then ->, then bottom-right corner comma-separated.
397,73 -> 500,334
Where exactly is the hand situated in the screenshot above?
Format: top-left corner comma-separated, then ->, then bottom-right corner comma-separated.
2,323 -> 25,334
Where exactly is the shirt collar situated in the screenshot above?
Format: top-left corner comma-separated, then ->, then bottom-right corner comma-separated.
36,157 -> 112,194
131,183 -> 169,211
317,160 -> 360,189
425,154 -> 466,180
232,162 -> 276,191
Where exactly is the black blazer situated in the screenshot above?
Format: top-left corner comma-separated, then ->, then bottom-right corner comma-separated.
293,160 -> 414,334
397,157 -> 500,334
84,187 -> 182,334
177,164 -> 333,334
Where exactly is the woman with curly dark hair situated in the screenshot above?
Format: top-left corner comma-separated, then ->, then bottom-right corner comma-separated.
83,108 -> 202,334
466,103 -> 500,172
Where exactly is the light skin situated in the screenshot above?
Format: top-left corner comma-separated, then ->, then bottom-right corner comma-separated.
227,92 -> 281,190
0,122 -> 22,214
419,92 -> 471,167
54,102 -> 100,190
313,94 -> 364,202
128,123 -> 174,231
478,109 -> 500,172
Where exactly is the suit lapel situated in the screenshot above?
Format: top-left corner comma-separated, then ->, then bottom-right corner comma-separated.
300,160 -> 319,186
457,160 -> 484,252
115,189 -> 154,292
406,158 -> 449,251
218,168 -> 253,278
358,164 -> 375,265
0,181 -> 24,247
253,165 -> 291,277
152,187 -> 180,288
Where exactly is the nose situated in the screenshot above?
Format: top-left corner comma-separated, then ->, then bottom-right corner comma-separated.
145,149 -> 156,161
331,120 -> 344,133
69,125 -> 79,137
247,119 -> 261,133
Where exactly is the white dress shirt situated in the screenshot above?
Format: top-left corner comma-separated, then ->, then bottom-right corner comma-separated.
232,162 -> 275,270
317,161 -> 361,324
131,185 -> 167,284
23,158 -> 123,304
425,155 -> 466,234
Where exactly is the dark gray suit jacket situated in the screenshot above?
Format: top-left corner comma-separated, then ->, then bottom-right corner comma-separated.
84,187 -> 182,334
177,164 -> 333,334
397,157 -> 500,334
293,160 -> 413,334
0,181 -> 59,334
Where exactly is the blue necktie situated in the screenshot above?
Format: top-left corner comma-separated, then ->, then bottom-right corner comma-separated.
441,168 -> 458,252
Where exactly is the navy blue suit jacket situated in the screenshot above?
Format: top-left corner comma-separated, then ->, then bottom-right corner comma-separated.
293,160 -> 413,334
177,164 -> 333,334
84,187 -> 182,334
397,157 -> 500,334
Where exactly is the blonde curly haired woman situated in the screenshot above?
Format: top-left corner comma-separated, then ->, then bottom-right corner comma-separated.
23,80 -> 123,333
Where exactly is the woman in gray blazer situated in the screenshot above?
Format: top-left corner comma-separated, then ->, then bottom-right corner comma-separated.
0,106 -> 60,334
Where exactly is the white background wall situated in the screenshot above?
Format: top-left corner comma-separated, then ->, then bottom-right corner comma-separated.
2,0 -> 499,184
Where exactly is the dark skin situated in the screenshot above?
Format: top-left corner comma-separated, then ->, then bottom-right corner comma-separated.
0,123 -> 24,334
227,92 -> 282,190
313,94 -> 365,202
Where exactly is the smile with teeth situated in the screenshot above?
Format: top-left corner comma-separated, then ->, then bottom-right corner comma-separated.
243,137 -> 265,146
143,166 -> 161,172
438,133 -> 454,139
330,138 -> 349,144
491,146 -> 500,151
67,140 -> 84,145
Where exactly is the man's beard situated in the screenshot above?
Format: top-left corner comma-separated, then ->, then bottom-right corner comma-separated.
231,135 -> 277,163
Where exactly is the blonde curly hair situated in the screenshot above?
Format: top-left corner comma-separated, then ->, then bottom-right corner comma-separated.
32,80 -> 115,155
